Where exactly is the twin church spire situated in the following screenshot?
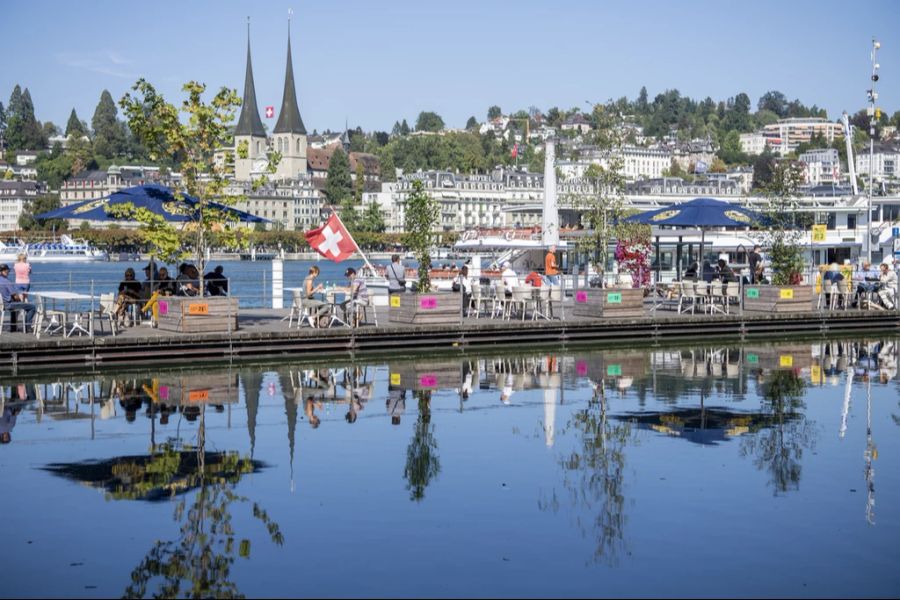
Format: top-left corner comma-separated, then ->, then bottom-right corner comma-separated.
234,19 -> 306,140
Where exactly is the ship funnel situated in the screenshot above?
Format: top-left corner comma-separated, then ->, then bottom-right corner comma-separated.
542,139 -> 559,246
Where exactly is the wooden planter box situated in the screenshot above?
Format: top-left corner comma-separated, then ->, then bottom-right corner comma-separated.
156,296 -> 239,334
157,373 -> 240,406
388,361 -> 461,392
742,285 -> 813,313
388,292 -> 461,325
571,288 -> 645,319
744,345 -> 813,370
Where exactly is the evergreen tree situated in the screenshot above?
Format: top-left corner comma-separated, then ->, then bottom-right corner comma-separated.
487,105 -> 502,120
465,116 -> 478,131
6,85 -> 45,150
92,90 -> 127,158
391,121 -> 402,137
378,148 -> 396,182
354,160 -> 365,202
20,89 -> 46,149
324,148 -> 352,204
637,86 -> 649,113
415,111 -> 444,132
0,101 -> 6,152
361,201 -> 386,233
66,108 -> 86,137
400,119 -> 410,135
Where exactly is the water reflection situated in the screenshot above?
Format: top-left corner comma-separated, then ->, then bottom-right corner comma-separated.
1,337 -> 899,595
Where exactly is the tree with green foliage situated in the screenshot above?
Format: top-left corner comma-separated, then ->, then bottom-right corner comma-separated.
759,160 -> 807,285
415,111 -> 444,132
403,179 -> 439,293
0,101 -> 6,151
400,119 -> 410,135
718,130 -> 747,164
92,90 -> 128,158
758,90 -> 788,117
65,109 -> 87,138
6,86 -> 45,150
360,201 -> 386,233
753,147 -> 776,190
324,147 -> 352,205
378,148 -> 396,182
404,391 -> 440,502
118,78 -> 278,289
42,121 -> 59,140
353,160 -> 365,203
391,121 -> 402,137
35,142 -> 73,189
487,105 -> 502,121
18,193 -> 64,230
66,134 -> 96,176
465,116 -> 478,131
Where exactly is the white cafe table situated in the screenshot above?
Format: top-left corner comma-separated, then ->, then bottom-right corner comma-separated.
32,291 -> 96,338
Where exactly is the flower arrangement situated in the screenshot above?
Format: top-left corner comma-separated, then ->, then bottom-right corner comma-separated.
614,237 -> 651,288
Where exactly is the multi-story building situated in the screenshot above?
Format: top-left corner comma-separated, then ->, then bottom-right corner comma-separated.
558,145 -> 671,181
60,165 -> 171,206
762,117 -> 843,156
739,132 -> 770,156
0,180 -> 41,231
799,148 -> 842,186
227,179 -> 322,231
855,143 -> 900,184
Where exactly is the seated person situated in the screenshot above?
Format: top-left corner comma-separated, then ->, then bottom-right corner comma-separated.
876,262 -> 898,310
501,261 -> 518,297
175,263 -> 201,297
115,267 -> 143,324
853,261 -> 880,306
340,267 -> 369,326
700,260 -> 717,283
683,261 -> 699,282
0,263 -> 36,331
822,263 -> 845,306
302,265 -> 328,325
156,267 -> 176,296
524,271 -> 544,287
204,265 -> 228,296
717,259 -> 737,284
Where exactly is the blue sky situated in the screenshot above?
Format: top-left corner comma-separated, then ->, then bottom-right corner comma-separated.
1,0 -> 898,133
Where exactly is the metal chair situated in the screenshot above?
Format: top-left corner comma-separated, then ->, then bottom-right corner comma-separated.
96,293 -> 118,337
724,282 -> 741,314
678,281 -> 696,314
708,280 -> 725,314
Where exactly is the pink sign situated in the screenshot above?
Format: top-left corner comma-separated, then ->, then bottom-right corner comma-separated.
575,291 -> 588,303
576,361 -> 588,376
420,296 -> 438,309
419,374 -> 437,387
159,385 -> 169,400
158,300 -> 168,315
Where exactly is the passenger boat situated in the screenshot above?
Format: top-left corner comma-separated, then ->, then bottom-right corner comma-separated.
0,235 -> 108,263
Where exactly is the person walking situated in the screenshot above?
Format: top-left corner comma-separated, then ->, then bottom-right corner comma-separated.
544,244 -> 560,286
386,254 -> 406,294
13,254 -> 31,300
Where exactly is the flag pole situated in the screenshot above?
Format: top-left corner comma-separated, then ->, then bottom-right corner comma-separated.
331,208 -> 378,275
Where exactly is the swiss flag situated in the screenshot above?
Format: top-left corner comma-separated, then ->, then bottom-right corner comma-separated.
511,143 -> 518,159
305,214 -> 357,262
265,106 -> 274,118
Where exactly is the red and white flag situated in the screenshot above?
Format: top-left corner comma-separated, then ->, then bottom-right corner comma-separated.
511,143 -> 518,159
305,214 -> 357,262
265,106 -> 275,118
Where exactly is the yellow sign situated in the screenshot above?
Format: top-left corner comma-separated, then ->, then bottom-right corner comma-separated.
390,373 -> 401,386
811,365 -> 822,384
812,224 -> 827,243
390,295 -> 402,308
779,355 -> 794,367
188,303 -> 209,315
779,288 -> 794,299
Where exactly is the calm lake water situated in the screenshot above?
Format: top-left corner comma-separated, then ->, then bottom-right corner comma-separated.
1,339 -> 898,598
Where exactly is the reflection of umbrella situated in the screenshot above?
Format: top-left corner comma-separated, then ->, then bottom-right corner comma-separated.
36,184 -> 268,223
624,198 -> 763,270
614,407 -> 793,446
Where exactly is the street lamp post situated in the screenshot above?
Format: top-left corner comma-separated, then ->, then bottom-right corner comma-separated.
866,38 -> 881,263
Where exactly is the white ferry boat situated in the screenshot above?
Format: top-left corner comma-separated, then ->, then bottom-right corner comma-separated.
0,235 -> 109,263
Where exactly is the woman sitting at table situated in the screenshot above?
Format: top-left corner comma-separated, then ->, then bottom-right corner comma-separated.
303,265 -> 329,326
683,261 -> 699,282
114,268 -> 143,325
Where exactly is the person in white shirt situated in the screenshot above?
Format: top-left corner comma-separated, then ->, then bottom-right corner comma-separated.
501,261 -> 518,298
877,262 -> 898,309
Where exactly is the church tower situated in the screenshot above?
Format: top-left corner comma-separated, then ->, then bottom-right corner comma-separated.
233,23 -> 267,182
273,19 -> 308,180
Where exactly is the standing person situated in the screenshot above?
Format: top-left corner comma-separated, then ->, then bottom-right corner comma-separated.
544,244 -> 560,286
13,254 -> 31,300
386,254 -> 406,294
501,261 -> 518,298
748,245 -> 762,284
456,265 -> 472,314
0,264 -> 36,331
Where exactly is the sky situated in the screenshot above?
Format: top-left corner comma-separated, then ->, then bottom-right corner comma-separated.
2,0 -> 899,134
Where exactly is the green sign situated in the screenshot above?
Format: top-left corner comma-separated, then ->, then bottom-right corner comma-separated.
607,364 -> 622,376
607,292 -> 622,304
747,353 -> 759,364
746,288 -> 760,299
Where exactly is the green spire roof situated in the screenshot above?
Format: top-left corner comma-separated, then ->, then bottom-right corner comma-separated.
234,37 -> 266,138
273,32 -> 307,135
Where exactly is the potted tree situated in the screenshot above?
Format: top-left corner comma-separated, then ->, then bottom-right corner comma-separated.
116,79 -> 279,333
570,105 -> 646,319
389,180 -> 461,325
744,160 -> 813,313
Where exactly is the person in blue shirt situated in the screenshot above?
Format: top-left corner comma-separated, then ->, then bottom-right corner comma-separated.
0,263 -> 36,331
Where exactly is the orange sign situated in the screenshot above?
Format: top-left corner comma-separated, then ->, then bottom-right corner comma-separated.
188,389 -> 210,402
188,303 -> 209,315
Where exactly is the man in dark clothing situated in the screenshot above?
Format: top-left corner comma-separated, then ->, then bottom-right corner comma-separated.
0,263 -> 36,330
748,245 -> 762,284
717,259 -> 737,283
204,265 -> 229,296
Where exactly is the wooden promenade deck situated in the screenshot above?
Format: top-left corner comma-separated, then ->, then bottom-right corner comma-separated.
0,301 -> 897,375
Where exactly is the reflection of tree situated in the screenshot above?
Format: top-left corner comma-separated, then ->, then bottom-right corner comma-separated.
403,391 -> 441,502
545,381 -> 632,564
123,407 -> 284,599
740,369 -> 815,495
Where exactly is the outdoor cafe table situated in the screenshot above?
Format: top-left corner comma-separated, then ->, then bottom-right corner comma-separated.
32,291 -> 96,338
284,287 -> 350,328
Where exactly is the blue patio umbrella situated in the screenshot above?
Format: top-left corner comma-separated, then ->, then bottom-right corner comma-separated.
36,183 -> 269,224
624,197 -> 763,276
